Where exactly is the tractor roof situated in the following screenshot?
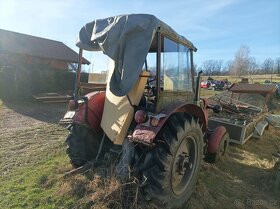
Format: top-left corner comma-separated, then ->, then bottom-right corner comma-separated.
76,14 -> 196,52
76,14 -> 196,96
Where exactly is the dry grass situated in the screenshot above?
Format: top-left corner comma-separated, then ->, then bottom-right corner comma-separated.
59,122 -> 280,209
60,153 -> 161,209
0,97 -> 280,209
200,88 -> 223,98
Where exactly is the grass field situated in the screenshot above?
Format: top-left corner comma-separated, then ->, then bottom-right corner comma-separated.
0,95 -> 279,209
0,102 -> 75,208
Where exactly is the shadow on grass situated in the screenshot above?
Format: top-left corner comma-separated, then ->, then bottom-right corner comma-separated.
1,98 -> 67,124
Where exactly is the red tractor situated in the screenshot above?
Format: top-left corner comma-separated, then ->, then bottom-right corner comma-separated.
66,14 -> 228,208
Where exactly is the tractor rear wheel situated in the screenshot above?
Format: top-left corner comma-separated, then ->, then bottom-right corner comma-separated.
66,123 -> 112,168
143,112 -> 204,208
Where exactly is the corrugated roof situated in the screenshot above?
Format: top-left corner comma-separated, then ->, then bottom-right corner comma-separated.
0,29 -> 90,64
229,83 -> 277,94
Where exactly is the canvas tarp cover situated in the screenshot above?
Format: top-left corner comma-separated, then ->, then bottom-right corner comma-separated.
76,14 -> 195,96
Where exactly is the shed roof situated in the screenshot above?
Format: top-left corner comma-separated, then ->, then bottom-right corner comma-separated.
0,29 -> 90,64
229,83 -> 277,94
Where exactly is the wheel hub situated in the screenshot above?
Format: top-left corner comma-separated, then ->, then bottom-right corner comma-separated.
171,136 -> 198,196
177,152 -> 192,175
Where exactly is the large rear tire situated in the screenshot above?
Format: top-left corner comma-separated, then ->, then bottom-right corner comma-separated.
143,112 -> 204,208
66,123 -> 112,168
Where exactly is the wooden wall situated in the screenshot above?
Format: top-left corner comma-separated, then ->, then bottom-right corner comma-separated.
0,63 -> 88,101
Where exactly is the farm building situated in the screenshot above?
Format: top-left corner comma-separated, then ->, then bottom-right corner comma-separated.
0,29 -> 90,100
0,28 -> 90,70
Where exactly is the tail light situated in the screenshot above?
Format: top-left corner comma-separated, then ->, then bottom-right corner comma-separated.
135,110 -> 148,124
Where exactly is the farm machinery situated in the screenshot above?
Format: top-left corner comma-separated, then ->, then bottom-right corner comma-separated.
65,14 -> 228,208
208,83 -> 277,145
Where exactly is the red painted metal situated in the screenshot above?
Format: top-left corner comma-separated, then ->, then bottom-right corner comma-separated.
131,102 -> 208,146
207,126 -> 227,154
72,91 -> 105,131
200,80 -> 209,88
177,103 -> 208,132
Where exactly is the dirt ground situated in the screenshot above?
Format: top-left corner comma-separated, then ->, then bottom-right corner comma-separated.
0,99 -> 279,209
0,101 -> 67,179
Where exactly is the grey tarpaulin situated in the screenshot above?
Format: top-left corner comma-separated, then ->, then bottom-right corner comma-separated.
76,14 -> 196,96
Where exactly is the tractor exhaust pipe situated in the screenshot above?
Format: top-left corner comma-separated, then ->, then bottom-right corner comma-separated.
194,70 -> 203,105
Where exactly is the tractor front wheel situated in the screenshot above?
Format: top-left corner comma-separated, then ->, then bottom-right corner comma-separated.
143,112 -> 204,208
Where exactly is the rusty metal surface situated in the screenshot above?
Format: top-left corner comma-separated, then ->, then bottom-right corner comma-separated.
131,126 -> 156,146
229,83 -> 277,94
207,126 -> 227,153
211,94 -> 264,118
208,93 -> 269,145
131,103 -> 208,146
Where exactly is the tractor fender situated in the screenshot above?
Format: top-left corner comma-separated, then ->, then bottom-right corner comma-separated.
73,91 -> 105,131
131,103 -> 207,145
176,103 -> 208,132
207,126 -> 227,154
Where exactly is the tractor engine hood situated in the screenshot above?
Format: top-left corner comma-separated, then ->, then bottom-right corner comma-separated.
76,14 -> 196,96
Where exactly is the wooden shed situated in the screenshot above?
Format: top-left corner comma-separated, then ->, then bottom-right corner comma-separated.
0,29 -> 90,100
0,28 -> 90,70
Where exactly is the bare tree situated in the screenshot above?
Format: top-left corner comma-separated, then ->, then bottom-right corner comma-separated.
247,57 -> 259,82
275,57 -> 280,74
223,60 -> 233,72
201,60 -> 214,75
231,45 -> 251,77
213,60 -> 223,75
261,58 -> 275,82
262,58 -> 274,74
201,59 -> 223,76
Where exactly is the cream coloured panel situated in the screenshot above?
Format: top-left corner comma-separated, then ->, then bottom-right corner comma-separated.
101,62 -> 149,145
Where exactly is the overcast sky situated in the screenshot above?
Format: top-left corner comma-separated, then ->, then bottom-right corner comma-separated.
0,0 -> 279,72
